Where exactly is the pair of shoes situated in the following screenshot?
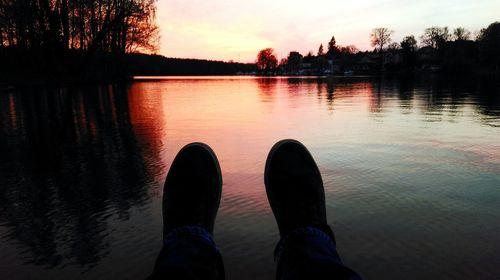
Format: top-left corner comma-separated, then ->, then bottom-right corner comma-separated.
162,139 -> 328,239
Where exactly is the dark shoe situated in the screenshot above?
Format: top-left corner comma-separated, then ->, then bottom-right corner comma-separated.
264,139 -> 331,238
162,143 -> 222,237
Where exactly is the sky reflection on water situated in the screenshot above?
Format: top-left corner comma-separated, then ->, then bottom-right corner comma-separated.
0,76 -> 499,279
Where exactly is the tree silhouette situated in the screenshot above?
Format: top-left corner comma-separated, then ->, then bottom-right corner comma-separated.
326,36 -> 338,59
400,35 -> 417,68
401,36 -> 417,52
0,0 -> 159,53
318,44 -> 325,56
338,45 -> 359,55
476,28 -> 487,41
370,27 -> 393,71
453,27 -> 471,41
303,51 -> 314,64
420,27 -> 450,50
316,44 -> 328,71
478,22 -> 500,69
256,48 -> 278,73
370,28 -> 393,52
286,51 -> 303,72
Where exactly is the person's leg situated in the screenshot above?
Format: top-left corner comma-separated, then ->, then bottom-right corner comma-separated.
265,139 -> 361,280
149,143 -> 225,280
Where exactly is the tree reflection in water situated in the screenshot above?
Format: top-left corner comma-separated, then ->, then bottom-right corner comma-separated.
0,84 -> 155,267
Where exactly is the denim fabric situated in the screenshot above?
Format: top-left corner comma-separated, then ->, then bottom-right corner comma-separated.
149,225 -> 360,280
275,226 -> 361,280
148,226 -> 225,280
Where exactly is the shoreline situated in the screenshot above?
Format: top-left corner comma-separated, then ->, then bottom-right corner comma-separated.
1,71 -> 499,90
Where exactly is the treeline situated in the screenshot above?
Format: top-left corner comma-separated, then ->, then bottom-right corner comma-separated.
370,23 -> 500,72
0,0 -> 158,53
126,54 -> 257,76
0,50 -> 257,84
0,0 -> 160,84
256,22 -> 500,75
0,0 -> 257,84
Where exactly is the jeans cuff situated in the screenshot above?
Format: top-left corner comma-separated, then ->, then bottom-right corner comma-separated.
274,226 -> 335,262
164,225 -> 218,251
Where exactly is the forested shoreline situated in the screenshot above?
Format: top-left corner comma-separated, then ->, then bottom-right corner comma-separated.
1,1 -> 498,85
0,0 -> 158,84
0,0 -> 256,84
0,0 -> 158,53
255,23 -> 500,76
0,49 -> 257,85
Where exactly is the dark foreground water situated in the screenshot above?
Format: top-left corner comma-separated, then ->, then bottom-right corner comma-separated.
0,76 -> 499,279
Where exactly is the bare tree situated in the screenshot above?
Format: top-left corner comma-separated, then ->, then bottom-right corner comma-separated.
0,0 -> 159,53
370,28 -> 394,52
453,27 -> 471,41
420,27 -> 450,49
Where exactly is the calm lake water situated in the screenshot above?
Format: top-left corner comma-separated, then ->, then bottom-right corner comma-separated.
1,76 -> 499,279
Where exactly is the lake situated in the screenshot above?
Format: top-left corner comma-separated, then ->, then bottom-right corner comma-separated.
0,76 -> 499,279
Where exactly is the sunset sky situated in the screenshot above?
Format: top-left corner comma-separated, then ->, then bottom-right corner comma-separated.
156,0 -> 499,62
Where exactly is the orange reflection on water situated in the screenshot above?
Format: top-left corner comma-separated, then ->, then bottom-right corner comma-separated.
126,77 -> 378,215
128,79 -> 273,214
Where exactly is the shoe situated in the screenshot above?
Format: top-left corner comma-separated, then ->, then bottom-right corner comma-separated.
264,139 -> 330,237
162,143 -> 222,237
